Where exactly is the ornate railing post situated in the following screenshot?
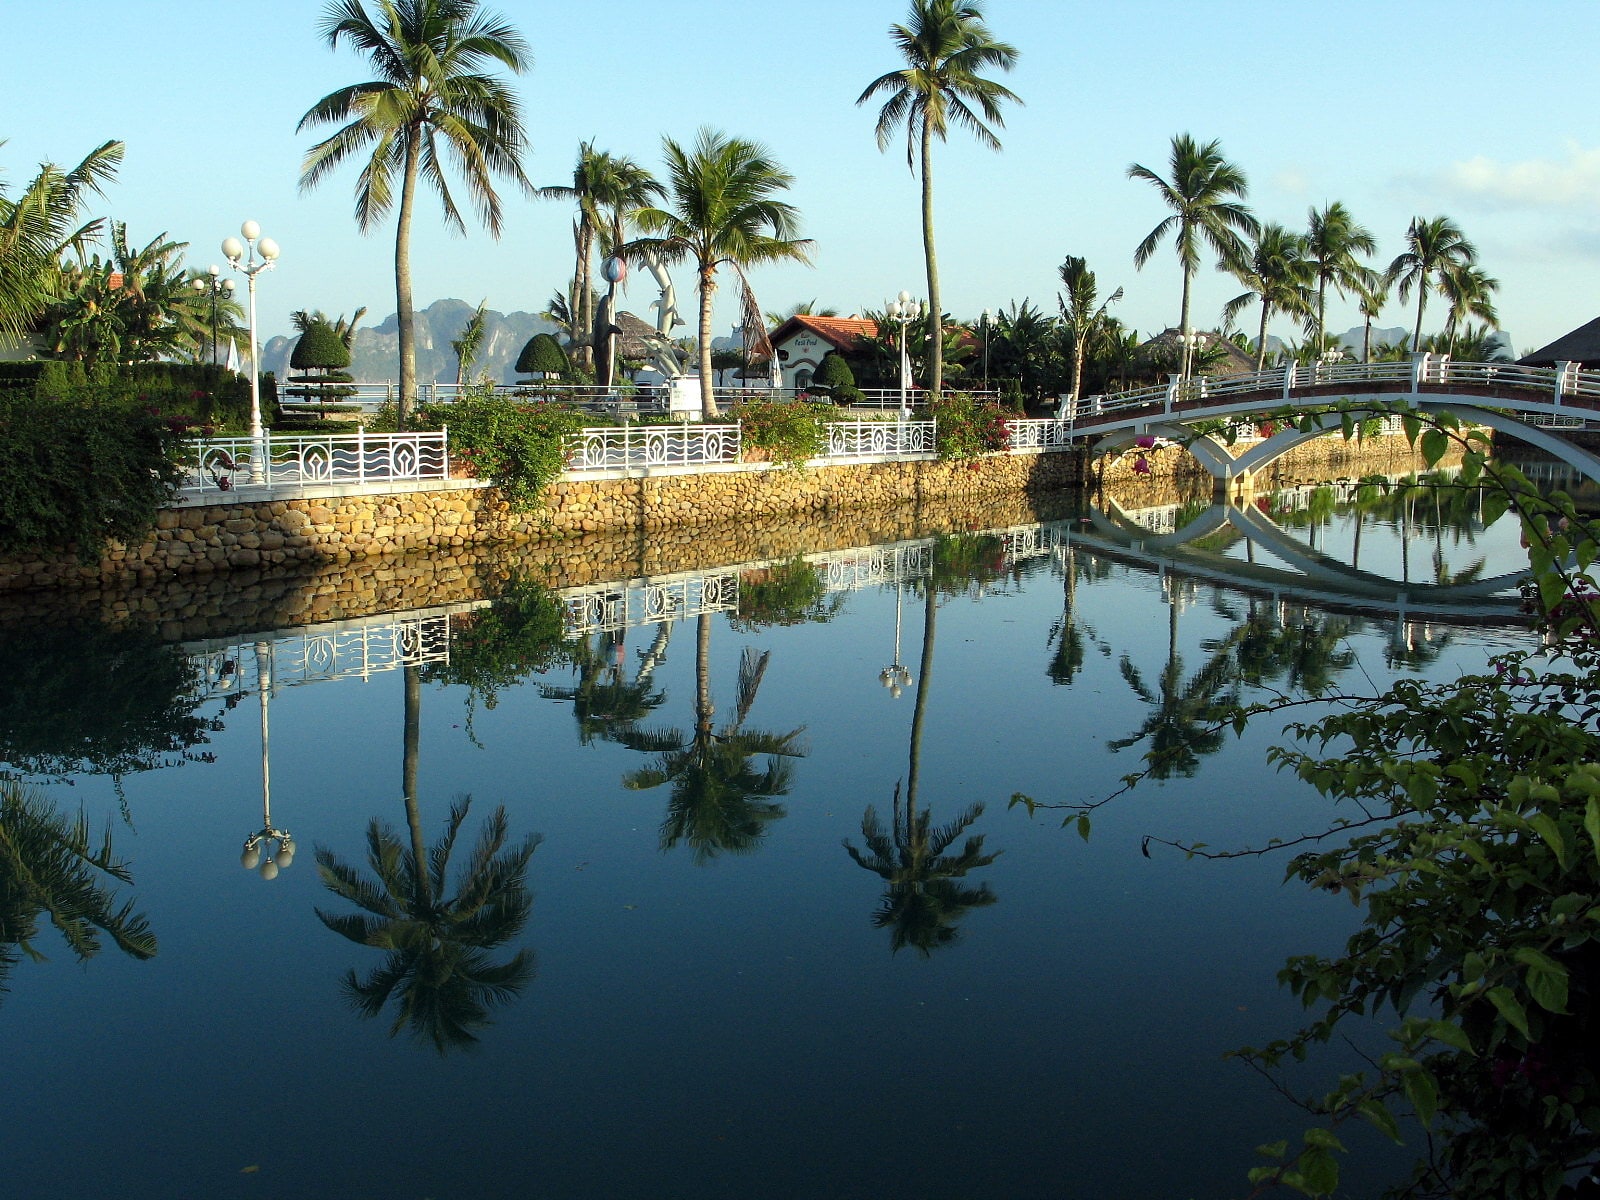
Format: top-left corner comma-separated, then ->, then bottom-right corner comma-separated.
1165,375 -> 1180,414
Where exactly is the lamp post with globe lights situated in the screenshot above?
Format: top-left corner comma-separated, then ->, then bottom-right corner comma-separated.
191,265 -> 235,366
981,307 -> 992,393
887,291 -> 922,415
238,641 -> 295,881
221,221 -> 279,482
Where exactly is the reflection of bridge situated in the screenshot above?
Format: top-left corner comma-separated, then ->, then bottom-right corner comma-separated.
1067,357 -> 1600,491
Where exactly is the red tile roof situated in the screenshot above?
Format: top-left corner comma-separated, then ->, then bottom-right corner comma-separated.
770,314 -> 880,354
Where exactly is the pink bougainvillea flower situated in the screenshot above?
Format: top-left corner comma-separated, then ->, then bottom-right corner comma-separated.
1134,434 -> 1156,449
1133,455 -> 1152,475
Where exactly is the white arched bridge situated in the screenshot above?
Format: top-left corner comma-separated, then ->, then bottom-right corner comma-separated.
1064,355 -> 1600,492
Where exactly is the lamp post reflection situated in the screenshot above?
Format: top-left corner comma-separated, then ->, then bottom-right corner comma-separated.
238,641 -> 295,880
879,559 -> 912,699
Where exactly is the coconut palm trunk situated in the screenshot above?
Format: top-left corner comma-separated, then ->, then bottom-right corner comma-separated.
395,140 -> 420,427
697,266 -> 719,417
920,119 -> 942,396
402,664 -> 432,907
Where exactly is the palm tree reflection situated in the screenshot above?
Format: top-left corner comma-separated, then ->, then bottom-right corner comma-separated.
846,556 -> 1000,956
620,615 -> 806,861
0,780 -> 157,1000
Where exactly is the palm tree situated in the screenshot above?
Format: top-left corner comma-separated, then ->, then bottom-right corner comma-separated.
1355,271 -> 1388,364
297,0 -> 533,429
1057,255 -> 1123,402
1220,224 -> 1314,371
1128,134 -> 1258,379
450,298 -> 488,385
1386,215 -> 1477,352
858,0 -> 1020,397
1440,263 -> 1499,355
1304,201 -> 1376,350
313,794 -> 539,1052
0,780 -> 157,1000
0,139 -> 122,343
619,619 -> 806,861
628,129 -> 812,419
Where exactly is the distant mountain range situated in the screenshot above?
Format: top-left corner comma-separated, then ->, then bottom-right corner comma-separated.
261,299 -> 564,385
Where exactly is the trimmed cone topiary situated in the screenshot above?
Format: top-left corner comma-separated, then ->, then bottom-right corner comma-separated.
517,332 -> 569,380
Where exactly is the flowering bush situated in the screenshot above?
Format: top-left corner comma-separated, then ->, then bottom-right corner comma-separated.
412,384 -> 587,511
930,391 -> 1010,461
729,398 -> 835,468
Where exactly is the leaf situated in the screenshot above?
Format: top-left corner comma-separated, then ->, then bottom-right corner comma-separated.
1515,948 -> 1570,1014
1425,1018 -> 1474,1055
1419,427 -> 1448,467
1586,796 -> 1600,864
1487,985 -> 1531,1039
1076,814 -> 1091,842
1357,1099 -> 1402,1144
1401,412 -> 1421,445
1402,1067 -> 1439,1128
1528,812 -> 1569,870
1298,1144 -> 1340,1196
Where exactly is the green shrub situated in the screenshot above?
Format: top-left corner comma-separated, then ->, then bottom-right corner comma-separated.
930,391 -> 1011,461
812,353 -> 863,405
0,391 -> 186,561
413,384 -> 588,510
516,332 -> 569,380
729,558 -> 839,629
1001,377 -> 1025,413
421,574 -> 576,712
729,398 -> 835,467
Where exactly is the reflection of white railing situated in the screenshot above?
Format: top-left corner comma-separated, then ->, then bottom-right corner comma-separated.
564,423 -> 743,471
561,573 -> 739,635
182,431 -> 449,497
814,543 -> 934,591
190,614 -> 452,699
824,420 -> 936,459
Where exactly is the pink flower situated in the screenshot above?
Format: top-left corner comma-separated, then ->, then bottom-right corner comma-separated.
1133,455 -> 1152,476
1135,434 -> 1156,449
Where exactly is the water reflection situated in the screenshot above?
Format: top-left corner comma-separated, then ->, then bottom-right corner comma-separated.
619,620 -> 806,861
0,780 -> 157,999
539,627 -> 670,747
312,795 -> 539,1053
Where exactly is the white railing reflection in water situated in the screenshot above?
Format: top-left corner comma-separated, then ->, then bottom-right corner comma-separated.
565,423 -> 742,470
816,543 -> 933,591
824,420 -> 936,459
184,430 -> 449,496
190,615 -> 452,700
562,573 -> 740,636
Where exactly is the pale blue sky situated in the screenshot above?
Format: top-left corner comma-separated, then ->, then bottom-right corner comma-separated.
5,0 -> 1597,355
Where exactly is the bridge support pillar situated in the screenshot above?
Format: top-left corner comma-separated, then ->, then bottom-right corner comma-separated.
1220,470 -> 1256,503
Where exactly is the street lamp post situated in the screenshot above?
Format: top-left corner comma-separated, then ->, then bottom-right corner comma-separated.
221,221 -> 279,483
190,264 -> 235,366
887,290 -> 922,416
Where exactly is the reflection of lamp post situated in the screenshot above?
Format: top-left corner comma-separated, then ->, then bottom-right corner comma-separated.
190,265 -> 235,366
887,291 -> 922,415
221,221 -> 279,484
879,554 -> 913,698
239,641 -> 295,880
981,307 -> 992,392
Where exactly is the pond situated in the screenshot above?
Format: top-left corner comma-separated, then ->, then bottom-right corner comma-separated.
0,471 -> 1540,1200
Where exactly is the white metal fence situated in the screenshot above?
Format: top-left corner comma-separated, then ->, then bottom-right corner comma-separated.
564,422 -> 743,470
181,430 -> 450,496
824,419 -> 936,459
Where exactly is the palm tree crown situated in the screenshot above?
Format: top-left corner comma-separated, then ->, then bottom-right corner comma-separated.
1385,215 -> 1477,352
1128,134 -> 1258,378
297,0 -> 533,427
858,0 -> 1019,396
628,129 -> 811,419
1304,201 -> 1376,349
1221,224 -> 1314,371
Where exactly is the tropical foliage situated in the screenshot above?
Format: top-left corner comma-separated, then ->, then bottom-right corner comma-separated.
629,128 -> 811,418
1386,216 -> 1478,353
728,396 -> 834,466
298,0 -> 533,428
858,0 -> 1019,395
412,383 -> 586,509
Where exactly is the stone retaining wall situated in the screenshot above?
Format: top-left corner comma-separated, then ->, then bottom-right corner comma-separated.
0,452 -> 1084,593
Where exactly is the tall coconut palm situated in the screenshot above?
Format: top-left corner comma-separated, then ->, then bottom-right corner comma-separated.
1386,215 -> 1477,352
1128,134 -> 1258,379
858,0 -> 1020,397
1440,262 -> 1499,355
450,298 -> 488,385
1355,270 -> 1388,364
1304,201 -> 1376,350
1220,224 -> 1314,371
0,139 -> 122,343
627,129 -> 812,419
0,780 -> 157,1000
297,0 -> 533,429
313,792 -> 539,1053
1057,255 -> 1123,402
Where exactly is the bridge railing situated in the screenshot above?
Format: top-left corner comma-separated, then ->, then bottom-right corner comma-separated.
180,430 -> 450,497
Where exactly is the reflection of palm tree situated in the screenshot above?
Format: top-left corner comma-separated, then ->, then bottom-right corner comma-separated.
1221,605 -> 1356,695
1109,600 -> 1238,780
845,579 -> 998,955
0,780 -> 157,998
541,627 -> 669,746
621,616 -> 805,861
1046,545 -> 1098,686
313,794 -> 538,1053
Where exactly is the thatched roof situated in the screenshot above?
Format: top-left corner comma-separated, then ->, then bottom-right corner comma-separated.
1519,316 -> 1600,367
613,310 -> 673,359
1138,328 -> 1257,376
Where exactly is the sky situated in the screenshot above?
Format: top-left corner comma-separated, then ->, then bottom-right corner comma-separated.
5,0 -> 1598,361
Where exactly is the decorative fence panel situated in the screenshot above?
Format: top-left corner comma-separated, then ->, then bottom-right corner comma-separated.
181,431 -> 449,497
1004,418 -> 1079,451
189,614 -> 452,700
823,420 -> 936,460
560,572 -> 739,636
563,423 -> 742,471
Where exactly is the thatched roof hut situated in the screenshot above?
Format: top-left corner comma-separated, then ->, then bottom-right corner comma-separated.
1519,317 -> 1600,367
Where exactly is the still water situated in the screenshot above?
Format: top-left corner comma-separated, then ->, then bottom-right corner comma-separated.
0,477 -> 1539,1200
